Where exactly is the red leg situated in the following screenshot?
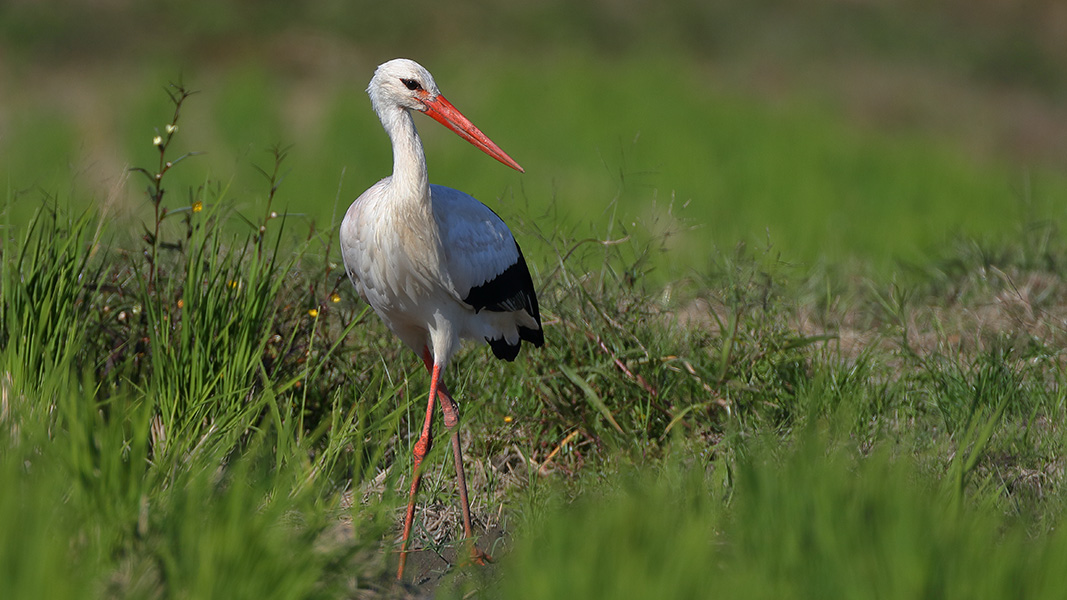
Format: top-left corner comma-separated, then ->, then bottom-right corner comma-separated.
420,353 -> 491,566
439,385 -> 492,566
396,350 -> 442,581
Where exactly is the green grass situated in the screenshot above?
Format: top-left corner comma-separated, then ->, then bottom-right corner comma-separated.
4,4 -> 1067,597
478,434 -> 1067,600
0,107 -> 408,596
3,84 -> 1067,598
5,53 -> 1067,281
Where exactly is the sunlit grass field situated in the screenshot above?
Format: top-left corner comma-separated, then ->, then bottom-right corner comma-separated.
4,1 -> 1067,598
4,55 -> 1066,278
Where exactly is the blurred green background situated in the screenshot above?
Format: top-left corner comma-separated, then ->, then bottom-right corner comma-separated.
2,0 -> 1066,276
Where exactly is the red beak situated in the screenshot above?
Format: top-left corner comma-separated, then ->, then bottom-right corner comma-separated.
421,93 -> 525,173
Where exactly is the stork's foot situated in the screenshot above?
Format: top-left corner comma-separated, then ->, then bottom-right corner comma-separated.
458,543 -> 493,567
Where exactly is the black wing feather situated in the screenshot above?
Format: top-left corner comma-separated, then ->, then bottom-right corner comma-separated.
463,242 -> 544,359
464,243 -> 541,320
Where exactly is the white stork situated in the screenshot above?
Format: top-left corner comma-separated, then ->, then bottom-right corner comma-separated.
340,58 -> 543,580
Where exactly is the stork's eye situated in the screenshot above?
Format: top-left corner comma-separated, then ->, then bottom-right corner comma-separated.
401,79 -> 422,91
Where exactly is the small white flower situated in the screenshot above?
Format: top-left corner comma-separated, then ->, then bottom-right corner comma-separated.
165,124 -> 178,134
152,135 -> 163,147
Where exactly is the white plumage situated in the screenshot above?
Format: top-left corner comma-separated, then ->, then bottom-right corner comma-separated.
342,183 -> 539,360
339,58 -> 542,580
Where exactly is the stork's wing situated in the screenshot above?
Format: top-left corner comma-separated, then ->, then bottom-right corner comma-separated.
430,184 -> 541,325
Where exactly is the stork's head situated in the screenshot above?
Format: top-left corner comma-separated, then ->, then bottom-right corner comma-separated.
367,58 -> 524,173
368,58 -> 441,114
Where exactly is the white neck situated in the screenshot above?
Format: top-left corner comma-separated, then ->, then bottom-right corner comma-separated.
379,105 -> 429,204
